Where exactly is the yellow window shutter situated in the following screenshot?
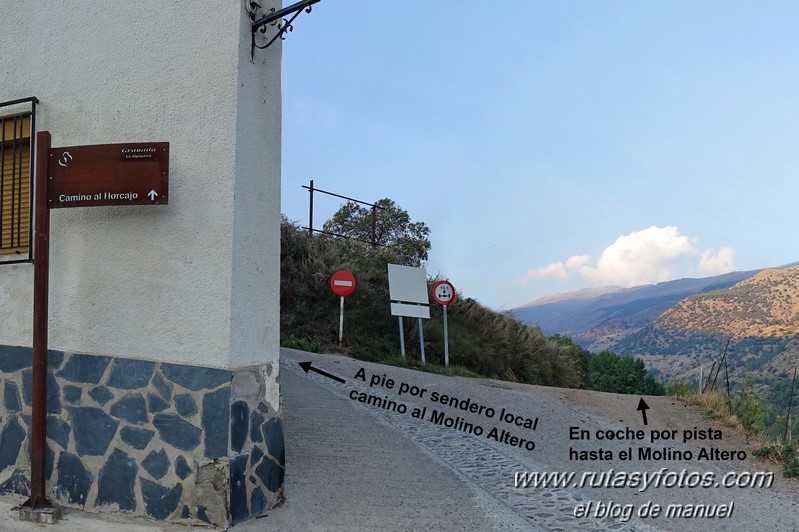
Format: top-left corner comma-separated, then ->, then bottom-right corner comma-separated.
0,114 -> 31,256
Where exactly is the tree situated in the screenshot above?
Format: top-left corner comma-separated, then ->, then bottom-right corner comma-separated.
323,198 -> 431,266
589,351 -> 665,395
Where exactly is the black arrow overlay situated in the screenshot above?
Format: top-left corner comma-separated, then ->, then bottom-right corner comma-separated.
298,361 -> 346,384
637,398 -> 650,426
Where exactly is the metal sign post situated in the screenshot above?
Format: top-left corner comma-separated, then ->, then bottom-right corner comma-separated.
22,131 -> 54,517
18,133 -> 170,521
398,317 -> 406,357
418,318 -> 425,364
339,296 -> 345,343
432,280 -> 456,367
443,306 -> 449,366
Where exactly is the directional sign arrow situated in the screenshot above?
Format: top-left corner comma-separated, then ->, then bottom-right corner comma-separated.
298,361 -> 346,384
147,190 -> 158,200
637,398 -> 650,426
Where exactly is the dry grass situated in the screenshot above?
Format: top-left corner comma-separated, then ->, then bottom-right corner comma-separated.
674,389 -> 799,478
681,390 -> 744,431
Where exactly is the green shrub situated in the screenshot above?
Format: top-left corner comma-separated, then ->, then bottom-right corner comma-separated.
784,457 -> 799,478
752,446 -> 775,457
282,337 -> 320,353
736,391 -> 765,432
666,380 -> 694,397
588,351 -> 665,395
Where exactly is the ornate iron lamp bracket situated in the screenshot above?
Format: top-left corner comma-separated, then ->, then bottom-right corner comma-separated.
247,0 -> 321,60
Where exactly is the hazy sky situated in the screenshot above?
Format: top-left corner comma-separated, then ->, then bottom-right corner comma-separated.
281,1 -> 799,310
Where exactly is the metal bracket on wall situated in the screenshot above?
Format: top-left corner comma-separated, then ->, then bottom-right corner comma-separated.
247,0 -> 321,60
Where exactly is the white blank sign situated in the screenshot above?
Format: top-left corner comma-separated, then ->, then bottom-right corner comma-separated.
388,264 -> 429,303
390,302 -> 431,319
387,264 -> 430,318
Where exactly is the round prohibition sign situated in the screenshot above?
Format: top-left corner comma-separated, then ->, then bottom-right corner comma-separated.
330,270 -> 356,297
432,280 -> 456,305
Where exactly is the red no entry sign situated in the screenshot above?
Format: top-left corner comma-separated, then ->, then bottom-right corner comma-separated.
432,280 -> 456,305
330,270 -> 356,297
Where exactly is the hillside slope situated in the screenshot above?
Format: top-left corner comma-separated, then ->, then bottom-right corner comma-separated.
280,219 -> 591,389
655,266 -> 799,338
616,266 -> 799,381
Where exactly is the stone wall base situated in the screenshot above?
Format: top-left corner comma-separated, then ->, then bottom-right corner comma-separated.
0,345 -> 284,527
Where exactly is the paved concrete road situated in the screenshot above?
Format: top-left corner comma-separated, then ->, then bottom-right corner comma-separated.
260,353 -> 526,531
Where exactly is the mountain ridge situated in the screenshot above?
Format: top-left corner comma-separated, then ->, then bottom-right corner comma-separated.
512,262 -> 799,383
512,268 -> 763,351
653,265 -> 799,339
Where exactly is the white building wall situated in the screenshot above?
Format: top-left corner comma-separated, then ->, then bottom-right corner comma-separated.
0,1 -> 282,373
230,18 -> 282,374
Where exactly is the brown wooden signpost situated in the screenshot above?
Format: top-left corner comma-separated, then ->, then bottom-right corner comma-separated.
21,132 -> 168,520
48,142 -> 168,208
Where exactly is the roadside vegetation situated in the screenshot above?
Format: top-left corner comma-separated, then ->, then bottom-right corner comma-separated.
280,201 -> 662,395
666,379 -> 799,478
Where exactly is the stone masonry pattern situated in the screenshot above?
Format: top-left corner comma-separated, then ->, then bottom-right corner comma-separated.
0,345 -> 284,527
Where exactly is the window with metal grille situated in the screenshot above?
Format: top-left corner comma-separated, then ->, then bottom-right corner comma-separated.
0,97 -> 36,264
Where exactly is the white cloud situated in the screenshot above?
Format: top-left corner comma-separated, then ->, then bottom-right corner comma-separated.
579,226 -> 697,286
565,255 -> 592,269
699,247 -> 737,276
524,254 -> 592,282
525,226 -> 737,288
525,262 -> 568,280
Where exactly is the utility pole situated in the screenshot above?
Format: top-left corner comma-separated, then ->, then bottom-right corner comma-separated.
307,179 -> 314,238
785,367 -> 797,442
301,182 -> 385,245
